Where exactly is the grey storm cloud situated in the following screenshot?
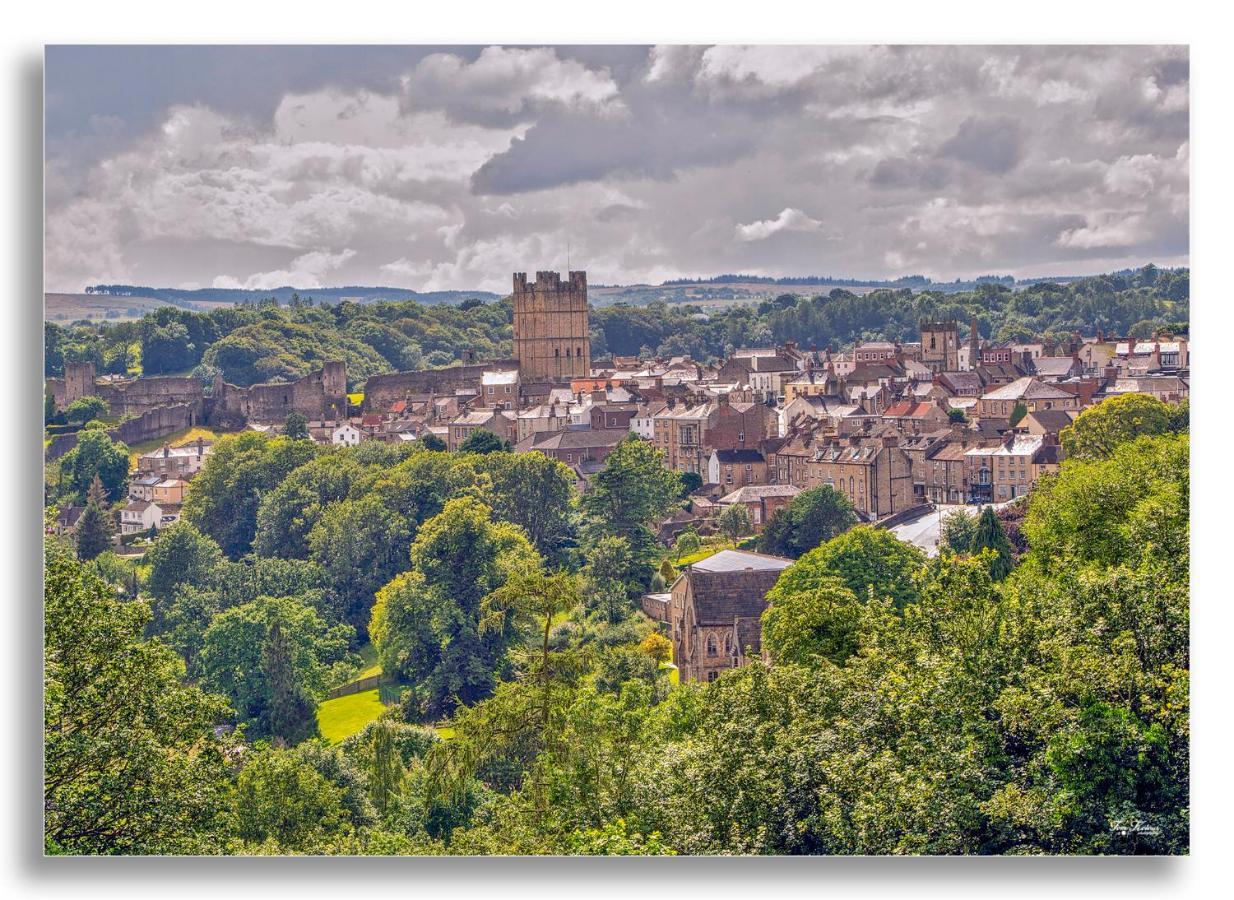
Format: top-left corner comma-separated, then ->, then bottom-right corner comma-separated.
44,44 -> 1189,293
937,116 -> 1026,174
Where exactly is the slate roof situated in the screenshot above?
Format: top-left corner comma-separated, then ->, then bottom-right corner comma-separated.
719,484 -> 801,504
1024,409 -> 1078,433
1032,357 -> 1079,378
687,550 -> 793,626
981,377 -> 1074,402
712,448 -> 765,465
515,428 -> 629,452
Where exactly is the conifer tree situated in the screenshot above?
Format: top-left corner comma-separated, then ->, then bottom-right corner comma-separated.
970,505 -> 1014,580
75,476 -> 113,561
261,617 -> 314,742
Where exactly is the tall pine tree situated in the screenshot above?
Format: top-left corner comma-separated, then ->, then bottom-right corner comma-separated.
970,505 -> 1014,580
261,617 -> 314,742
75,475 -> 113,561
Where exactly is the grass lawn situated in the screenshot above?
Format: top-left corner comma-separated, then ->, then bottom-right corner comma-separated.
126,426 -> 220,467
316,689 -> 386,744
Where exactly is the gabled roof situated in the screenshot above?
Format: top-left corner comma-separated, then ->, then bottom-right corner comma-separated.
1023,409 -> 1078,432
516,428 -> 629,452
1032,357 -> 1079,377
883,400 -> 945,419
981,377 -> 1073,402
719,484 -> 800,504
686,550 -> 793,626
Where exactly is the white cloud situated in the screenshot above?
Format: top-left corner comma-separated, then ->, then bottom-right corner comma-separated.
1056,214 -> 1154,250
403,46 -> 620,122
214,249 -> 357,290
735,208 -> 825,242
43,45 -> 1189,292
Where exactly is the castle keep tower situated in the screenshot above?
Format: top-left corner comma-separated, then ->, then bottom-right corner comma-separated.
512,270 -> 591,382
920,320 -> 959,373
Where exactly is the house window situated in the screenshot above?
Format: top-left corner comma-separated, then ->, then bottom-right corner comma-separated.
708,671 -> 718,682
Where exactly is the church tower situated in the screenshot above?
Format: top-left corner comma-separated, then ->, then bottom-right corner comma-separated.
512,270 -> 591,382
919,319 -> 959,373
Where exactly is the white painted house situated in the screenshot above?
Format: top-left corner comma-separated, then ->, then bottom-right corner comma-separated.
332,422 -> 363,446
120,500 -> 162,535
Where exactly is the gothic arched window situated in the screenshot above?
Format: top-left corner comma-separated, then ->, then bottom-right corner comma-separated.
706,634 -> 718,657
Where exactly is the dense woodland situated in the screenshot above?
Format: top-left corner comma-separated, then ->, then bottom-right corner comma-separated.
45,393 -> 1189,855
45,266 -> 1187,389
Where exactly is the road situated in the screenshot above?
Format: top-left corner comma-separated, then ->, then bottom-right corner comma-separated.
889,503 -> 1005,556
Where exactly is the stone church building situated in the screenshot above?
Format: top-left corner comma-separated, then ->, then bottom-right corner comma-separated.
642,549 -> 793,683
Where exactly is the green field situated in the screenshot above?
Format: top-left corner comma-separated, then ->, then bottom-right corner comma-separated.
316,689 -> 386,744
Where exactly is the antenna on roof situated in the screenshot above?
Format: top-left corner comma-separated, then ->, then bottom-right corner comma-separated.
567,241 -> 571,272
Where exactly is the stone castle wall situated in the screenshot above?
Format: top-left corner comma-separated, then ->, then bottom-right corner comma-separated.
363,359 -> 518,413
45,402 -> 198,462
212,360 -> 348,424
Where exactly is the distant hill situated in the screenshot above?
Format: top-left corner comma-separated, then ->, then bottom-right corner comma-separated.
47,285 -> 504,321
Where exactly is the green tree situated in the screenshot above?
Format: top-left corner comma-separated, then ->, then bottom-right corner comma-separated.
762,577 -> 864,666
144,521 -> 224,606
583,534 -> 637,622
774,525 -> 926,609
283,410 -> 309,440
673,529 -> 701,563
1061,393 -> 1178,460
253,452 -> 367,560
480,451 -> 577,561
183,432 -> 318,558
716,503 -> 750,542
200,594 -> 354,738
941,508 -> 979,554
370,497 -> 539,717
759,485 -> 857,558
1008,402 -> 1028,427
364,718 -> 407,819
44,549 -> 233,854
261,617 -> 317,742
65,394 -> 108,425
308,495 -> 413,633
458,429 -> 510,454
74,478 -> 114,561
970,506 -> 1014,580
61,429 -> 129,502
580,436 -> 681,572
1024,433 -> 1188,570
230,748 -> 348,852
429,569 -> 589,811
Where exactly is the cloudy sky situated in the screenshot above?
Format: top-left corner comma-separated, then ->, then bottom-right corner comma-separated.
44,44 -> 1189,294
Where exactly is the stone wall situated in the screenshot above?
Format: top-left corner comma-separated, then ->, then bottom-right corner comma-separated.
44,402 -> 197,462
96,376 -> 204,417
211,361 -> 348,424
363,360 -> 517,413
